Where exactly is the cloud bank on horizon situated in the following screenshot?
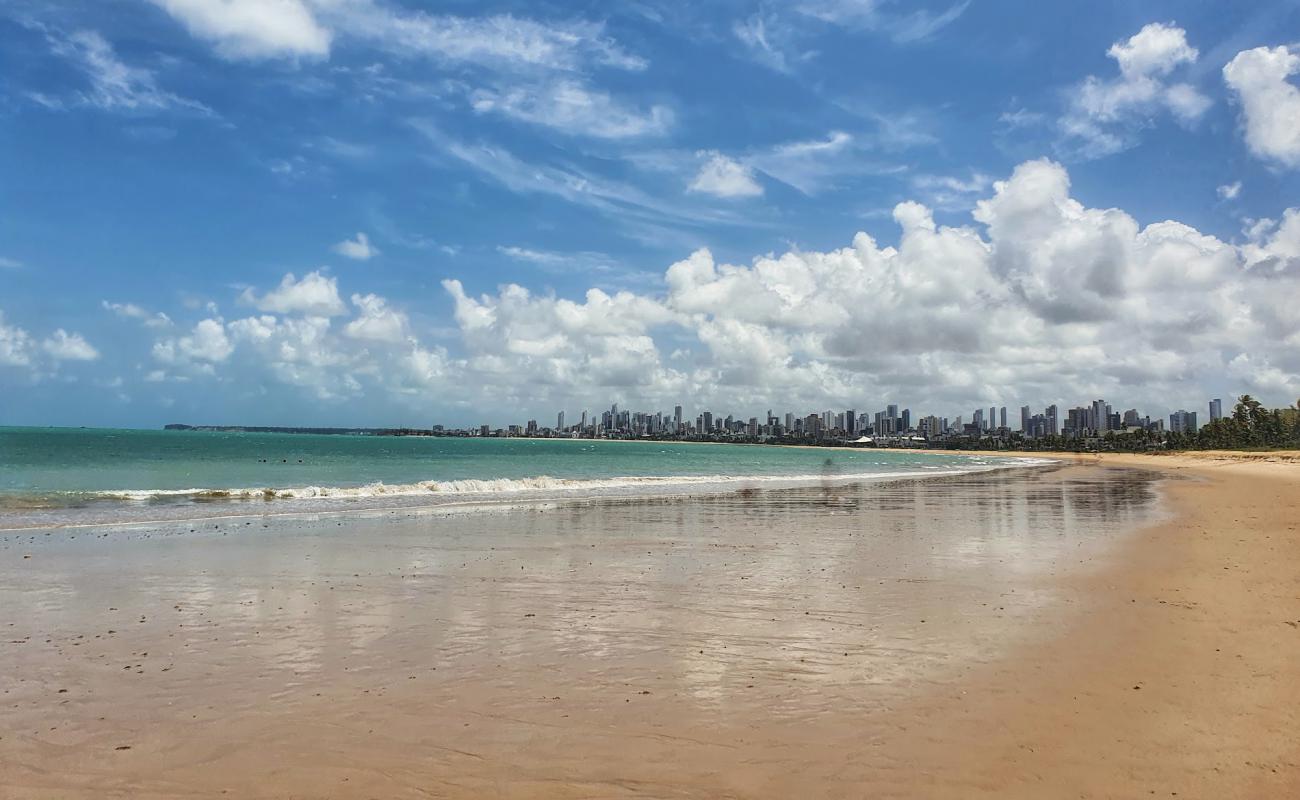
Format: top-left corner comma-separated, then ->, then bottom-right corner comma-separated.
1,1 -> 1299,426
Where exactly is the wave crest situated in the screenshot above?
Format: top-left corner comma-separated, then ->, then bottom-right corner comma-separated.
88,465 -> 1030,503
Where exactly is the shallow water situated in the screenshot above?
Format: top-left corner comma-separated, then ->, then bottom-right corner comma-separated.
0,463 -> 1164,797
0,426 -> 1046,528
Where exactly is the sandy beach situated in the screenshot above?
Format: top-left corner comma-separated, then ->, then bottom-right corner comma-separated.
1,454 -> 1297,798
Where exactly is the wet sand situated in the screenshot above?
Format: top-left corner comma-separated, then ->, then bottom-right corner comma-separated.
1,457 -> 1297,798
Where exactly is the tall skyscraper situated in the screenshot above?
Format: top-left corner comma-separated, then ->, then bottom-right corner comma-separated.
901,408 -> 910,431
1209,398 -> 1223,422
845,409 -> 856,435
674,405 -> 683,432
1091,399 -> 1111,433
1170,410 -> 1199,434
1046,405 -> 1058,436
999,407 -> 1007,430
1020,405 -> 1030,433
557,411 -> 565,431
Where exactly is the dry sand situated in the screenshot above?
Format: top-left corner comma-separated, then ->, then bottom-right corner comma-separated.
868,451 -> 1300,798
1,453 -> 1297,798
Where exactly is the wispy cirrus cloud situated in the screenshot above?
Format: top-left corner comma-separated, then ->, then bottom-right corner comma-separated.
149,0 -> 646,73
411,122 -> 747,230
470,80 -> 673,139
30,26 -> 211,116
795,0 -> 970,43
103,301 -> 174,329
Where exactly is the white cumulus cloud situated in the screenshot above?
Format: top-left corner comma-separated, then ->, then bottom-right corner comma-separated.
114,159 -> 1300,419
42,329 -> 100,361
146,0 -> 331,60
1062,23 -> 1210,158
1217,181 -> 1243,200
343,293 -> 408,343
1223,45 -> 1300,168
688,151 -> 764,198
0,311 -> 35,367
153,318 -> 234,365
241,270 -> 347,316
333,232 -> 379,261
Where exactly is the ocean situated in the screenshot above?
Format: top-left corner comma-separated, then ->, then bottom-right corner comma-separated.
0,427 -> 1045,529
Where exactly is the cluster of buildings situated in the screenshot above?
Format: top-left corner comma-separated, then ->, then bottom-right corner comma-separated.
429,398 -> 1228,448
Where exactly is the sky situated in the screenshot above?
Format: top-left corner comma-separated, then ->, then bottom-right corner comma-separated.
1,0 -> 1299,429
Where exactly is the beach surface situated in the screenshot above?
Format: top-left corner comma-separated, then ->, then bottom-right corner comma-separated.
1,454 -> 1297,798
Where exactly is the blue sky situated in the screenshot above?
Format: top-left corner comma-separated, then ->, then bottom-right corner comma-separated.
2,0 -> 1299,428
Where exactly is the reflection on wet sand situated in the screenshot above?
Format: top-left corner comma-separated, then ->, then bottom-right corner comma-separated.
0,464 -> 1163,798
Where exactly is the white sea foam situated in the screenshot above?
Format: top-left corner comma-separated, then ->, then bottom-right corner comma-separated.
88,459 -> 1053,504
0,456 -> 1058,531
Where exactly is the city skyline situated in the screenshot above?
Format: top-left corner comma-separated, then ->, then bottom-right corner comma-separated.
448,395 -> 1235,441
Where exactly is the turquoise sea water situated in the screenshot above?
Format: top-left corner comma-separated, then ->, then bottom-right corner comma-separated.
0,427 -> 1044,528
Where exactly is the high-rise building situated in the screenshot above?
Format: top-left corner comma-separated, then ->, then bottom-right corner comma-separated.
999,407 -> 1007,430
1046,404 -> 1059,436
702,411 -> 712,432
557,411 -> 565,431
988,406 -> 996,432
1020,405 -> 1031,433
674,405 -> 683,432
1170,410 -> 1199,434
972,408 -> 984,432
1122,409 -> 1141,428
785,412 -> 794,431
901,408 -> 911,432
1209,398 -> 1223,422
580,410 -> 588,431
1065,406 -> 1089,437
846,409 -> 856,435
1088,399 -> 1112,433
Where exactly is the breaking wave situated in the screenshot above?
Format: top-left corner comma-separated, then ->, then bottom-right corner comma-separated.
88,464 -> 1041,504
